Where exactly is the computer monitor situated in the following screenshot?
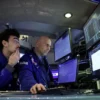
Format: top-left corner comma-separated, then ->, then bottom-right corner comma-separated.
58,58 -> 78,84
20,53 -> 24,58
83,5 -> 100,50
51,69 -> 58,79
54,31 -> 72,62
89,43 -> 100,78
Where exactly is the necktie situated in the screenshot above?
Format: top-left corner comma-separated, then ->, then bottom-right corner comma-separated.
42,56 -> 48,71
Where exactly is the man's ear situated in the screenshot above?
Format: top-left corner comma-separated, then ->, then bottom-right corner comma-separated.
2,40 -> 8,47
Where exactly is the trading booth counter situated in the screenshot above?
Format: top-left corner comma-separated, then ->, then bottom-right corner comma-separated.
0,91 -> 100,100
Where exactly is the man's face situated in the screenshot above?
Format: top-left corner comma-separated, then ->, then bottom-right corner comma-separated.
37,38 -> 51,56
5,35 -> 20,53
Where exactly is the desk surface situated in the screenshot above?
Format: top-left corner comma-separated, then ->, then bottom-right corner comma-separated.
0,91 -> 100,100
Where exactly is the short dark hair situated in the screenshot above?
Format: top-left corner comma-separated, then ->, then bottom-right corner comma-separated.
0,29 -> 20,51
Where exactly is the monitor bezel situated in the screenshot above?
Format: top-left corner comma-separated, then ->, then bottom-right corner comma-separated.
57,58 -> 78,85
83,5 -> 100,51
54,30 -> 73,62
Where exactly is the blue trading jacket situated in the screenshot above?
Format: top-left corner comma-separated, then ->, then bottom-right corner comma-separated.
0,52 -> 19,90
19,50 -> 53,91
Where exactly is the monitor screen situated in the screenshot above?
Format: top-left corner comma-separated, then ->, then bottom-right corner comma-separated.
83,5 -> 100,50
51,69 -> 58,79
54,32 -> 71,61
20,53 -> 24,58
89,44 -> 100,78
58,58 -> 77,84
91,50 -> 100,71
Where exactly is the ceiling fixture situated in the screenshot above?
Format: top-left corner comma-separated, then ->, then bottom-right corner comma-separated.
65,13 -> 72,18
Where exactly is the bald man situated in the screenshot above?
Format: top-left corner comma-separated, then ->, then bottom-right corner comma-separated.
19,36 -> 54,94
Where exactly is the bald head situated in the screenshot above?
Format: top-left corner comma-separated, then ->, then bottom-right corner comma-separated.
35,36 -> 51,56
36,36 -> 50,44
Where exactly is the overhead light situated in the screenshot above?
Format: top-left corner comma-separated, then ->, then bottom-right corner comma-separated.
65,13 -> 72,18
68,27 -> 71,30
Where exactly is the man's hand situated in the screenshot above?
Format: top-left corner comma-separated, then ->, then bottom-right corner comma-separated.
30,83 -> 46,94
8,49 -> 20,67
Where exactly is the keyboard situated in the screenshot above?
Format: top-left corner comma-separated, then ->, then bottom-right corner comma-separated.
37,87 -> 79,95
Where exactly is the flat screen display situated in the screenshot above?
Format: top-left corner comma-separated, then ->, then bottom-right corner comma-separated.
83,5 -> 100,50
58,58 -> 77,84
54,33 -> 71,61
20,53 -> 24,58
51,69 -> 58,79
89,44 -> 100,78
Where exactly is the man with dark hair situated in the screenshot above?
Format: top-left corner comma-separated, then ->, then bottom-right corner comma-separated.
19,36 -> 54,94
0,29 -> 20,90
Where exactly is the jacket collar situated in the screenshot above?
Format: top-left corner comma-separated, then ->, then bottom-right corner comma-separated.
31,49 -> 43,65
31,49 -> 49,66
